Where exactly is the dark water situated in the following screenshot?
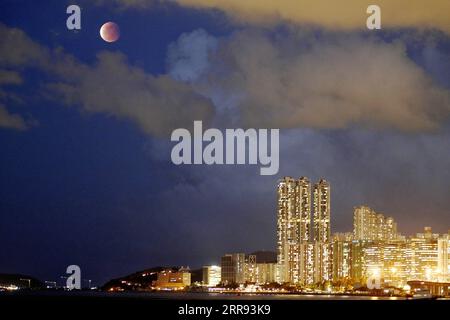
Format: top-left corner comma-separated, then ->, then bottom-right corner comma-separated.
116,292 -> 406,300
0,291 -> 409,300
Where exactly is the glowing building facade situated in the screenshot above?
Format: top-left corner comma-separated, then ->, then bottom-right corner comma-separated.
348,227 -> 449,287
202,265 -> 221,287
353,206 -> 398,241
276,177 -> 311,284
277,177 -> 332,285
313,179 -> 331,243
332,233 -> 353,282
276,178 -> 449,289
408,228 -> 439,282
154,268 -> 191,290
437,236 -> 449,282
313,179 -> 332,282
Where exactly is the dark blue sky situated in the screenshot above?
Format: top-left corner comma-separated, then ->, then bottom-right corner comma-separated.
0,1 -> 449,286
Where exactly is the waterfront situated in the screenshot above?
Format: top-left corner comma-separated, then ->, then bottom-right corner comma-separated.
0,291 -> 411,300
110,292 -> 408,300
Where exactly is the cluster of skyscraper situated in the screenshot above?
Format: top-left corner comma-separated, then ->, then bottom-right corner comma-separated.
277,177 -> 332,285
277,177 -> 450,288
205,178 -> 334,287
337,217 -> 450,288
202,177 -> 450,289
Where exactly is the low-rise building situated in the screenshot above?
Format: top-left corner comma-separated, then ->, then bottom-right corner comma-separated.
154,267 -> 191,290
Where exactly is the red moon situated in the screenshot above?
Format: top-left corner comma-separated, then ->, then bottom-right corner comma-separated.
100,22 -> 120,43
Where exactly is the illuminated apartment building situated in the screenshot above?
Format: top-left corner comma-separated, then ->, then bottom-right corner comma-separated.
277,177 -> 333,285
349,240 -> 408,287
332,233 -> 353,282
353,206 -> 372,240
202,265 -> 221,287
244,255 -> 257,283
276,177 -> 311,284
408,227 -> 439,281
349,227 -> 449,287
351,226 -> 448,286
351,206 -> 407,286
298,177 -> 312,242
353,206 -> 398,241
255,263 -> 278,284
437,235 -> 449,282
350,240 -> 366,283
154,268 -> 191,290
220,253 -> 246,285
300,242 -> 315,285
381,241 -> 409,287
314,242 -> 332,283
276,177 -> 296,283
385,217 -> 398,240
312,179 -> 332,283
361,242 -> 383,282
313,179 -> 331,243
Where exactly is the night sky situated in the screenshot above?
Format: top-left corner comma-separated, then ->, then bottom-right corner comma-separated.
0,1 -> 449,286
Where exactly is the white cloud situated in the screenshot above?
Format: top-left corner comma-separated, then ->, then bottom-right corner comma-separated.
168,29 -> 450,132
167,29 -> 217,82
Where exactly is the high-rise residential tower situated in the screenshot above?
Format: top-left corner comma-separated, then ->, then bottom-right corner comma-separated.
313,179 -> 331,243
353,206 -> 398,241
277,177 -> 311,284
437,235 -> 449,282
277,177 -> 333,284
298,177 -> 311,242
312,179 -> 332,283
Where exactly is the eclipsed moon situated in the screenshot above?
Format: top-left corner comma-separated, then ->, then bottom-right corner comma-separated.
100,22 -> 120,43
